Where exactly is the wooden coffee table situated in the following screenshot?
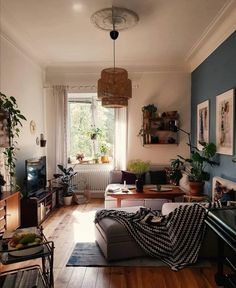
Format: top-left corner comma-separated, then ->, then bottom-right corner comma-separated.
107,186 -> 185,208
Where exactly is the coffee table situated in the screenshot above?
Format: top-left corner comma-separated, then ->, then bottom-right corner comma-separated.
107,186 -> 185,208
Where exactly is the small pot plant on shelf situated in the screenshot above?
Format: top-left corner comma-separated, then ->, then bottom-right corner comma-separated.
53,165 -> 78,206
175,141 -> 218,195
127,159 -> 150,192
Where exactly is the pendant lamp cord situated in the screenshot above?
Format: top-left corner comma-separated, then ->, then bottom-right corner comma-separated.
112,6 -> 116,72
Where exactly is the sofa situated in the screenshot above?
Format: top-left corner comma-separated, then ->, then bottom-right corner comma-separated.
95,176 -> 236,261
104,165 -> 183,209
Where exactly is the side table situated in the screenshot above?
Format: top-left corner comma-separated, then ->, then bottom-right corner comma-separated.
0,227 -> 54,287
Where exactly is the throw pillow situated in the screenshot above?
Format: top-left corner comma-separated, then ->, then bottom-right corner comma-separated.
213,180 -> 235,205
149,170 -> 167,185
121,171 -> 146,185
121,171 -> 137,184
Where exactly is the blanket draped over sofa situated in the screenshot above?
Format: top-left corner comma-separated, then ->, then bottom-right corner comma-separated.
94,205 -> 207,270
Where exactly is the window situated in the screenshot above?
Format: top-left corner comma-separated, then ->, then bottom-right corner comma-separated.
67,93 -> 115,162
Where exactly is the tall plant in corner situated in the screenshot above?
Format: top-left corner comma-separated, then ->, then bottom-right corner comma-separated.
0,92 -> 26,187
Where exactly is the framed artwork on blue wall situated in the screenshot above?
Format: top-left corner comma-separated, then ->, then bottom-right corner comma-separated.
197,100 -> 209,150
216,89 -> 234,155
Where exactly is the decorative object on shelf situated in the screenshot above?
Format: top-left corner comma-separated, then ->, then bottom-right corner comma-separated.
197,100 -> 209,150
30,120 -> 36,134
92,6 -> 139,107
175,141 -> 218,195
142,104 -> 157,118
53,165 -> 78,205
40,133 -> 46,147
216,89 -> 234,155
140,108 -> 179,145
0,92 -> 27,187
127,159 -> 150,192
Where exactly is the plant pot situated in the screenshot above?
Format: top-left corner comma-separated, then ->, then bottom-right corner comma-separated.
101,156 -> 109,163
63,195 -> 73,206
135,178 -> 144,193
189,181 -> 204,196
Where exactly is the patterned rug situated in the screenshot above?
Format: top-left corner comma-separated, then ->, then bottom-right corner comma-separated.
66,242 -> 211,268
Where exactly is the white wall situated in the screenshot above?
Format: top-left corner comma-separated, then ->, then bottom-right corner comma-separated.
0,34 -> 45,188
128,72 -> 191,165
46,68 -> 191,167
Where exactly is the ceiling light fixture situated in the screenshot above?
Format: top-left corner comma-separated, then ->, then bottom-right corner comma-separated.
91,6 -> 139,108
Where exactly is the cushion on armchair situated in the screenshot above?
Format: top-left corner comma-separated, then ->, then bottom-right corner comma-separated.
149,170 -> 167,185
120,171 -> 145,185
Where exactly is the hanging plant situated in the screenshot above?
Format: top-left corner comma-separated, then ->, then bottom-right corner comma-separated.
0,92 -> 27,181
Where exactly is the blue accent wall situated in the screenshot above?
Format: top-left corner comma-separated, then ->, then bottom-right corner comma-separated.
191,31 -> 236,194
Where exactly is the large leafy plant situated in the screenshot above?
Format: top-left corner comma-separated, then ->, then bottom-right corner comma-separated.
127,159 -> 150,176
53,165 -> 77,196
177,141 -> 217,182
0,92 -> 26,181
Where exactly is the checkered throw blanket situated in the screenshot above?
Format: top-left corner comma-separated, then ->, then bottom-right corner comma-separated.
95,204 -> 207,270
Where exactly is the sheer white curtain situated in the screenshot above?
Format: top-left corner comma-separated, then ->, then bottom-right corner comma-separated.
114,107 -> 128,170
45,85 -> 68,178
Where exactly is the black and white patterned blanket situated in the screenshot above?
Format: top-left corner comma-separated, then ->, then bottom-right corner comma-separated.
94,204 -> 207,270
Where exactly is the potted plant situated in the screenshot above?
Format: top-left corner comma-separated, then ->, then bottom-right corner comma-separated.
53,165 -> 78,205
127,159 -> 150,192
99,143 -> 110,163
87,126 -> 102,140
0,93 -> 27,189
142,104 -> 157,118
176,141 -> 218,195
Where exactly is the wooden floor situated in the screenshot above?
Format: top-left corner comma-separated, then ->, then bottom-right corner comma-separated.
1,199 -> 222,288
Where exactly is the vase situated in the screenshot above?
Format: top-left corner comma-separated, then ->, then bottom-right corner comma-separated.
135,177 -> 144,192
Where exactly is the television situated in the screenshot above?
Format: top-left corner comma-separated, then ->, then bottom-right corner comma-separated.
25,156 -> 47,198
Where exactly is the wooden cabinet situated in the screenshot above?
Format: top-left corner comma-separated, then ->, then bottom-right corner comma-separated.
21,189 -> 58,228
142,111 -> 179,145
0,191 -> 20,234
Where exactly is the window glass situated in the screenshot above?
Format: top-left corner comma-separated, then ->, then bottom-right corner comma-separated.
67,93 -> 114,163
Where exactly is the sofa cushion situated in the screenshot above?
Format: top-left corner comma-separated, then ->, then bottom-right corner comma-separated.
149,170 -> 167,185
121,171 -> 146,184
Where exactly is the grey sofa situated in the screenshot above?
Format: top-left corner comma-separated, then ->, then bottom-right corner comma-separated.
96,176 -> 236,261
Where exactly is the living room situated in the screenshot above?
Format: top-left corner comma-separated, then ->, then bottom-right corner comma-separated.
0,0 -> 236,287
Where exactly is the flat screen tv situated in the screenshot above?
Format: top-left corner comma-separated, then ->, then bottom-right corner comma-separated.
25,156 -> 47,197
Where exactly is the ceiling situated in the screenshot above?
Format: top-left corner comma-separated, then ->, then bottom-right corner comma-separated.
1,0 -> 235,72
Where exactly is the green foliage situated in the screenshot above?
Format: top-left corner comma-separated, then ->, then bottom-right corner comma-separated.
0,92 -> 26,179
127,159 -> 150,175
54,165 -> 77,196
176,141 -> 218,182
142,104 -> 157,113
99,142 -> 110,155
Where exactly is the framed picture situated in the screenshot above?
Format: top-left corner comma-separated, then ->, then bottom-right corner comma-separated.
216,89 -> 234,155
197,100 -> 209,149
0,110 -> 10,148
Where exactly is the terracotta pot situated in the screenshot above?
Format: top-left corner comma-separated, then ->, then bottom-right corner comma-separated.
189,181 -> 204,196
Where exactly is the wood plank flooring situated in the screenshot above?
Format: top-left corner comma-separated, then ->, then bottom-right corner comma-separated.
1,199 -> 221,288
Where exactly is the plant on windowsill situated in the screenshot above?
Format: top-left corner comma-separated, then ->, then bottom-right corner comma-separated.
127,159 -> 150,192
0,92 -> 27,190
99,142 -> 110,163
175,141 -> 218,195
53,164 -> 78,205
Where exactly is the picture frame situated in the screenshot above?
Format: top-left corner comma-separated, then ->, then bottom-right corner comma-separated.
0,110 -> 10,148
197,100 -> 209,150
216,89 -> 234,155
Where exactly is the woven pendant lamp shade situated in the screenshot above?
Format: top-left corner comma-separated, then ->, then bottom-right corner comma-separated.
98,67 -> 132,108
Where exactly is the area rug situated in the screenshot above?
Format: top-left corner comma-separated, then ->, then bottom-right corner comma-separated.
66,242 -> 211,268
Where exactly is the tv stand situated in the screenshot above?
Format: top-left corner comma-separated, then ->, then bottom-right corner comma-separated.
21,188 -> 59,228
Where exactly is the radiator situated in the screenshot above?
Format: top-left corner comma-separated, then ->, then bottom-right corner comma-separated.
72,166 -> 111,198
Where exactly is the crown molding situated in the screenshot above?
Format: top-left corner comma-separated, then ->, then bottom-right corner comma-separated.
186,0 -> 236,72
0,17 -> 46,69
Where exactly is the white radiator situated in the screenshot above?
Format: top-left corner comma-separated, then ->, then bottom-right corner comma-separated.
72,164 -> 112,198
